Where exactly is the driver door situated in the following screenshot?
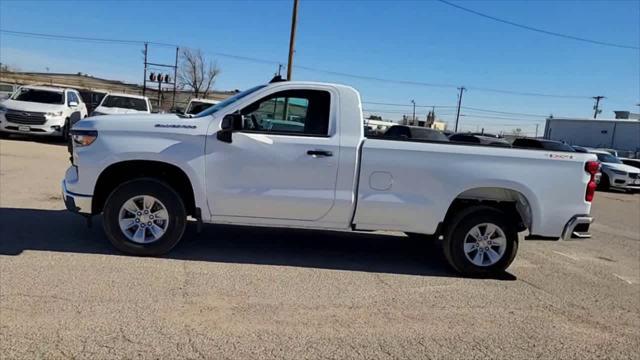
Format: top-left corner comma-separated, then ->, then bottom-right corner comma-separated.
206,89 -> 340,221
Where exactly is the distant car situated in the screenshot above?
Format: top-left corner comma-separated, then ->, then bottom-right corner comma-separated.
621,158 -> 640,170
596,148 -> 619,157
512,138 -> 575,152
589,150 -> 640,192
448,133 -> 511,147
382,125 -> 449,142
91,93 -> 151,116
184,98 -> 220,115
0,82 -> 16,100
0,85 -> 88,139
571,145 -> 589,153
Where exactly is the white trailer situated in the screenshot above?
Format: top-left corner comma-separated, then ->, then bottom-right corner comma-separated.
544,117 -> 640,155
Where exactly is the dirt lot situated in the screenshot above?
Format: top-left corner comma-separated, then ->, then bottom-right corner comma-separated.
1,138 -> 639,359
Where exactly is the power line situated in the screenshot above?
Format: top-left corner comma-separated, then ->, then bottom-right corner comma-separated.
0,28 -> 598,99
0,29 -> 177,47
461,106 -> 549,118
436,0 -> 639,50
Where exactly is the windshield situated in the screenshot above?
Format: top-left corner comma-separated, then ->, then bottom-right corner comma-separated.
541,141 -> 575,152
596,153 -> 622,164
194,85 -> 267,117
101,95 -> 148,111
186,101 -> 216,115
11,88 -> 64,104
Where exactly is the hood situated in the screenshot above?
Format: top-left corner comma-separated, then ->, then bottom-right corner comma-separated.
73,113 -> 204,134
602,162 -> 640,174
93,106 -> 149,115
1,99 -> 65,113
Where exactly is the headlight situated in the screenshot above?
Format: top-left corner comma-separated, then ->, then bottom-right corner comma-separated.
611,169 -> 627,176
71,130 -> 98,147
46,110 -> 64,117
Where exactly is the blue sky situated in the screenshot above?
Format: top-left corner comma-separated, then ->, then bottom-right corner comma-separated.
1,0 -> 638,135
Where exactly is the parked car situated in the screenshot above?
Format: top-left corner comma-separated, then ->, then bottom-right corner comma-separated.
0,85 -> 88,139
620,158 -> 640,170
448,133 -> 511,147
62,80 -> 598,277
184,98 -> 220,116
596,148 -> 619,157
91,93 -> 151,116
589,150 -> 640,192
0,82 -> 16,100
382,125 -> 449,142
512,138 -> 575,152
78,89 -> 108,115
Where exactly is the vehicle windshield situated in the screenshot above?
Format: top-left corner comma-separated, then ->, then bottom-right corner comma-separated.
101,95 -> 148,111
186,101 -> 216,115
193,85 -> 267,117
595,153 -> 622,164
11,88 -> 64,104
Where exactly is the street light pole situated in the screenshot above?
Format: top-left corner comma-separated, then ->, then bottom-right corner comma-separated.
286,0 -> 299,81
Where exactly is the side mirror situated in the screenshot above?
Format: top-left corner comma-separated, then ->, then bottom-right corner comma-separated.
69,101 -> 78,107
217,113 -> 242,143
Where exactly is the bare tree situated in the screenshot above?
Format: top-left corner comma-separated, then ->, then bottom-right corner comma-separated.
178,48 -> 220,98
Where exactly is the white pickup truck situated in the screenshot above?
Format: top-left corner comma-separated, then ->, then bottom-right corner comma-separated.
62,80 -> 598,276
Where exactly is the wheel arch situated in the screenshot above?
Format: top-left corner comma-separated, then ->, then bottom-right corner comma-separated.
92,160 -> 197,216
440,186 -> 538,235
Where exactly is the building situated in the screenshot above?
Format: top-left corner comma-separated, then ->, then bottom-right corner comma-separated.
614,111 -> 640,120
544,117 -> 640,156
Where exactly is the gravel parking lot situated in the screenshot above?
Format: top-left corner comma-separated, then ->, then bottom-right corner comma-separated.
1,137 -> 639,359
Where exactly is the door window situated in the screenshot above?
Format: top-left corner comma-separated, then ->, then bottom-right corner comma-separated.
67,91 -> 78,105
240,90 -> 330,136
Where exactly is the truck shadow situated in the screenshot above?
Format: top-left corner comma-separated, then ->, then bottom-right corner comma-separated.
0,207 -> 516,280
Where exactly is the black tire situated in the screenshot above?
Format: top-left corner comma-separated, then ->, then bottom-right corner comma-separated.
598,174 -> 610,191
103,178 -> 187,256
443,206 -> 518,277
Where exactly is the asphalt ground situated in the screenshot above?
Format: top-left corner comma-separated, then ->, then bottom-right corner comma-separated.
1,137 -> 638,359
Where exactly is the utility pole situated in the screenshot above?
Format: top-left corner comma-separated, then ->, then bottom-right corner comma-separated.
454,86 -> 466,132
411,100 -> 416,125
172,47 -> 179,110
142,43 -> 148,97
286,0 -> 299,80
592,96 -> 605,119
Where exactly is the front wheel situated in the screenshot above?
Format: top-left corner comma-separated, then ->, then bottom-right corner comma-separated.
103,178 -> 187,256
443,206 -> 518,277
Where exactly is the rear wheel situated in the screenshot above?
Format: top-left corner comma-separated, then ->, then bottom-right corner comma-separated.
443,206 -> 518,277
103,178 -> 186,256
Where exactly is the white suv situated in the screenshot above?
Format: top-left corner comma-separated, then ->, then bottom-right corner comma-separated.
0,85 -> 88,139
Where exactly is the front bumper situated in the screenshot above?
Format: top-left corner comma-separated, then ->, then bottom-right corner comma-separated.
62,180 -> 92,215
561,215 -> 593,241
0,115 -> 65,136
609,174 -> 640,190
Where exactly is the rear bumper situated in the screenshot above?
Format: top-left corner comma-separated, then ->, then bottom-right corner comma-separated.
62,180 -> 92,215
561,215 -> 593,241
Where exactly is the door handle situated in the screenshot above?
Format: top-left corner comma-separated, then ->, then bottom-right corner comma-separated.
307,150 -> 333,157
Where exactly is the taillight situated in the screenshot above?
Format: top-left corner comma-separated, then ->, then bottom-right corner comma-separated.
585,160 -> 599,202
